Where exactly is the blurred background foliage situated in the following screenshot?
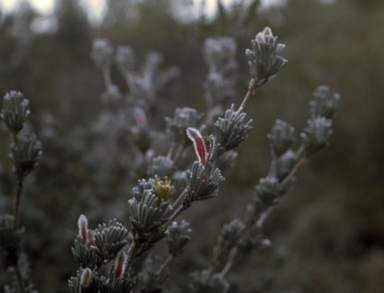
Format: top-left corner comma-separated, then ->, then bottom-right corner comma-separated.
0,0 -> 383,292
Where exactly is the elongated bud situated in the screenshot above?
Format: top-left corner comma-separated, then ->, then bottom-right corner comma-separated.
78,215 -> 88,245
186,128 -> 207,166
114,250 -> 126,279
80,268 -> 92,287
256,27 -> 272,44
134,107 -> 147,128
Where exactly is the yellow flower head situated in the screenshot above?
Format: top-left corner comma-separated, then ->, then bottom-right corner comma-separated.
153,175 -> 174,201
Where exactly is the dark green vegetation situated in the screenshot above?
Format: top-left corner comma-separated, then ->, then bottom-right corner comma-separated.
0,0 -> 383,292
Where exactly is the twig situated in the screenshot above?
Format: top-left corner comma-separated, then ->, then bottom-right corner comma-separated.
240,78 -> 268,109
155,254 -> 173,277
172,187 -> 187,209
12,130 -> 24,232
278,158 -> 306,191
12,132 -> 18,148
103,68 -> 112,89
240,89 -> 253,109
124,242 -> 138,274
124,73 -> 136,93
166,142 -> 176,160
15,263 -> 25,293
163,205 -> 186,229
295,143 -> 305,159
9,132 -> 25,293
172,143 -> 187,166
218,249 -> 238,279
204,223 -> 249,284
267,157 -> 278,178
13,177 -> 23,231
256,207 -> 272,228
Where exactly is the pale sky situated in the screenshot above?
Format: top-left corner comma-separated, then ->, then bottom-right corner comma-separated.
0,0 -> 283,16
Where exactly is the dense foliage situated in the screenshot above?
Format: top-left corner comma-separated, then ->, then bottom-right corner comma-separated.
0,0 -> 383,292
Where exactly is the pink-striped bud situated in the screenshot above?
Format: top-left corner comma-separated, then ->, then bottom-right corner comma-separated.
256,27 -> 272,43
78,215 -> 88,245
134,107 -> 147,128
187,128 -> 207,166
114,250 -> 126,279
80,268 -> 92,288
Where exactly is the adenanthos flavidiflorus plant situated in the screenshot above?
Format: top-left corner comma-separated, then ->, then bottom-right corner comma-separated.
66,26 -> 340,293
0,23 -> 341,293
0,91 -> 41,293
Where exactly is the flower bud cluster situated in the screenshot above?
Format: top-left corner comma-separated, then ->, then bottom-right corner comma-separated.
267,119 -> 295,158
9,133 -> 42,177
310,85 -> 340,119
92,219 -> 130,261
100,84 -> 122,105
203,37 -> 238,123
165,107 -> 204,144
190,270 -> 229,293
301,116 -> 333,158
1,91 -> 30,133
72,216 -> 130,269
68,267 -> 136,293
115,46 -> 136,74
184,162 -> 224,204
90,38 -> 114,69
0,215 -> 25,249
246,27 -> 288,87
147,156 -> 174,178
138,255 -> 169,293
300,86 -> 339,158
212,105 -> 252,160
165,220 -> 192,256
204,37 -> 237,75
128,187 -> 173,240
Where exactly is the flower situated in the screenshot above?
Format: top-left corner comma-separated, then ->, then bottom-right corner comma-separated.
187,128 -> 207,166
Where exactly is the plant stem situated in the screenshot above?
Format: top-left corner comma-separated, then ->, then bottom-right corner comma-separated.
278,158 -> 306,191
155,254 -> 173,277
240,89 -> 253,109
124,242 -> 138,275
12,132 -> 18,148
166,142 -> 176,160
204,223 -> 249,284
267,157 -> 279,178
124,73 -> 136,93
10,132 -> 25,293
295,143 -> 305,159
172,143 -> 187,166
163,205 -> 186,228
15,263 -> 25,293
256,207 -> 272,228
218,249 -> 238,279
13,177 -> 23,231
103,68 -> 112,89
240,78 -> 268,109
172,188 -> 187,209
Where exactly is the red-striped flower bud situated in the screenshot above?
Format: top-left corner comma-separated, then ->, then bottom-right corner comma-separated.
187,128 -> 207,166
80,268 -> 92,288
134,107 -> 147,128
114,250 -> 126,280
78,214 -> 88,245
